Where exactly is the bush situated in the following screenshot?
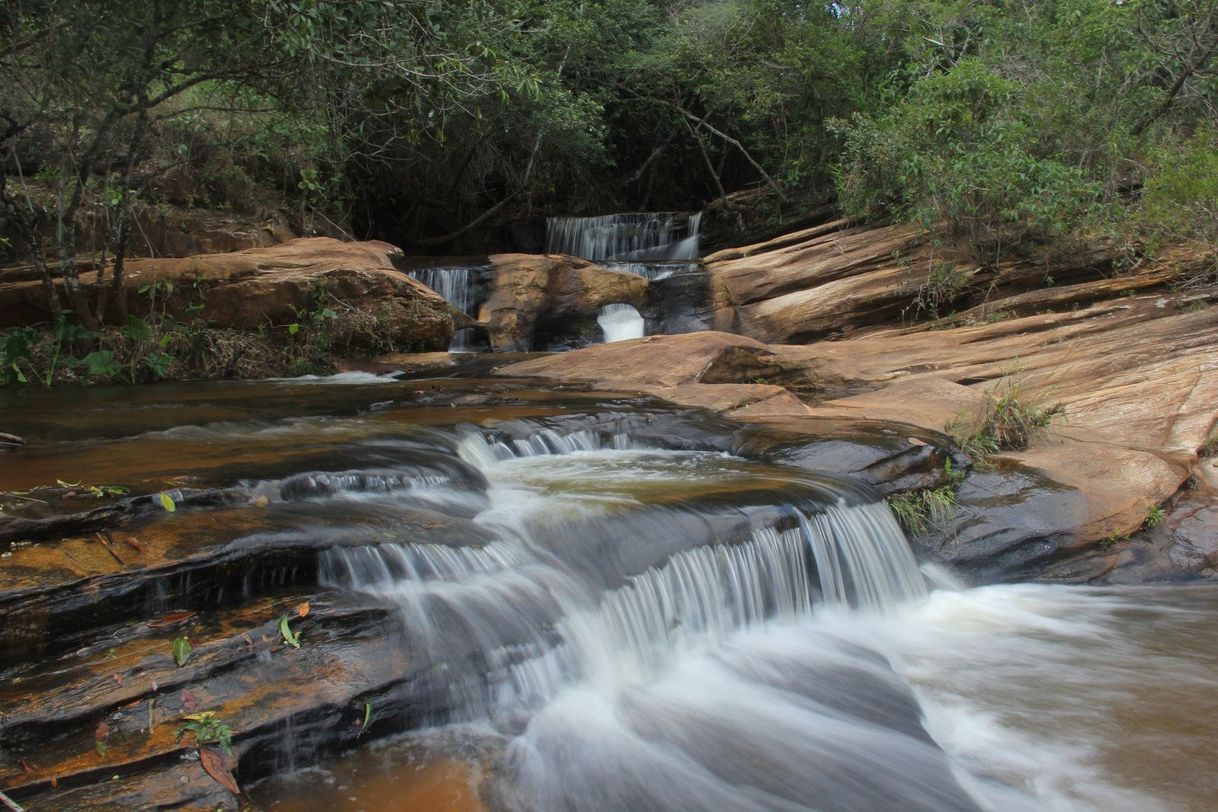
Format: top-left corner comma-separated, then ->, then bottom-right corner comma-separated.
1138,128 -> 1218,287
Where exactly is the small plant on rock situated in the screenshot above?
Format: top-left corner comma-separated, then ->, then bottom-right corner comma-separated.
179,711 -> 234,756
887,459 -> 966,537
1144,505 -> 1166,529
948,369 -> 1064,458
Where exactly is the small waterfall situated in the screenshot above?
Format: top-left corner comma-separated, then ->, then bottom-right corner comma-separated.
602,260 -> 700,281
320,424 -> 927,724
408,266 -> 484,351
597,303 -> 644,343
546,212 -> 702,262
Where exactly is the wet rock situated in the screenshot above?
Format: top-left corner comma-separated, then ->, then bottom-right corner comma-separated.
0,592 -> 439,809
479,253 -> 648,351
921,462 -> 1093,583
643,271 -> 714,335
0,238 -> 454,352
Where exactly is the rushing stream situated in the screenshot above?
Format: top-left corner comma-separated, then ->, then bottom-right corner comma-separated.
1,372 -> 1215,811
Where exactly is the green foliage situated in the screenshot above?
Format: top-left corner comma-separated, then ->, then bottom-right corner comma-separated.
949,370 -> 1065,458
907,262 -> 968,322
1144,505 -> 1166,529
834,56 -> 1101,260
887,460 -> 966,537
172,636 -> 191,667
1139,127 -> 1218,285
179,711 -> 234,756
277,615 -> 301,649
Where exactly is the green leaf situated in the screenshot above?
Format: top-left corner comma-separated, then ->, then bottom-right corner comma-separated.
143,351 -> 174,379
278,615 -> 301,648
360,701 -> 372,734
159,492 -> 177,513
287,323 -> 300,336
120,316 -> 152,343
80,350 -> 122,378
172,636 -> 191,667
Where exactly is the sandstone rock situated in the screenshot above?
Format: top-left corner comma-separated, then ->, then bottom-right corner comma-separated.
496,331 -> 780,388
0,237 -> 454,352
480,254 -> 648,351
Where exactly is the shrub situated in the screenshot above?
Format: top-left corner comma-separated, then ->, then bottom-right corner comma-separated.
1138,128 -> 1218,287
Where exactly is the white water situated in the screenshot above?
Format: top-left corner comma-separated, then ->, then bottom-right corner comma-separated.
300,423 -> 1218,811
546,212 -> 702,261
602,260 -> 701,280
408,266 -> 483,351
597,303 -> 645,342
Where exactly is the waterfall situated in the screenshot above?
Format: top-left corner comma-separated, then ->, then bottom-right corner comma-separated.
597,303 -> 645,343
320,422 -> 927,725
545,212 -> 702,262
408,266 -> 484,351
601,260 -> 700,281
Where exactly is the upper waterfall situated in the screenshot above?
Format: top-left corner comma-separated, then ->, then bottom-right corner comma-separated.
546,212 -> 702,262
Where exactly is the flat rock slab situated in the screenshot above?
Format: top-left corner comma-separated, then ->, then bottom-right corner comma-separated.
0,237 -> 454,351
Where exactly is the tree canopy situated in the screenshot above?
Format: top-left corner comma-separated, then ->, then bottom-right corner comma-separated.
2,0 -> 1217,274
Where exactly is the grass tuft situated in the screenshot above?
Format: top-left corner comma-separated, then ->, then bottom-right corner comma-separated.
948,368 -> 1064,458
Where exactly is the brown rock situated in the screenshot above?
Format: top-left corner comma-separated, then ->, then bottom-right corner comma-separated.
480,254 -> 647,351
0,238 -> 454,352
496,331 -> 779,388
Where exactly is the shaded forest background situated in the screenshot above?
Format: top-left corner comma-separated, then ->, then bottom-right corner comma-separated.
2,0 -> 1216,305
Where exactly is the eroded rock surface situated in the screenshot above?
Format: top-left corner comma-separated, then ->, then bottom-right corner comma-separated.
0,237 -> 454,351
479,253 -> 647,351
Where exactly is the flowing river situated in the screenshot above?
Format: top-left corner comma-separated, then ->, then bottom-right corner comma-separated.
1,371 -> 1215,811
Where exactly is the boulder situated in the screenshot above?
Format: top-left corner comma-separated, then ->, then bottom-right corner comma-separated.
479,254 -> 647,351
0,238 -> 454,352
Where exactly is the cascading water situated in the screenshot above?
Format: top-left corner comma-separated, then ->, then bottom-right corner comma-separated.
600,260 -> 701,281
310,419 -> 993,811
546,212 -> 702,263
9,378 -> 1213,812
543,213 -> 709,338
596,303 -> 645,343
408,265 -> 485,351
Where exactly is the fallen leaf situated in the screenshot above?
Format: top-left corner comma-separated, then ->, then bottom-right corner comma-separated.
148,611 -> 196,629
95,722 -> 110,741
181,689 -> 198,712
240,632 -> 254,650
122,536 -> 149,554
50,777 -> 57,787
199,747 -> 241,795
159,492 -> 176,513
252,494 -> 269,508
295,601 -> 309,618
112,673 -> 123,685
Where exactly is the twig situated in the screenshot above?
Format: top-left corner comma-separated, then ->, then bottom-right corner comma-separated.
96,532 -> 125,566
0,789 -> 26,812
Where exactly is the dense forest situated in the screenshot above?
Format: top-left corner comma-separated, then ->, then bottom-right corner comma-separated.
1,0 -> 1216,324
